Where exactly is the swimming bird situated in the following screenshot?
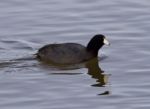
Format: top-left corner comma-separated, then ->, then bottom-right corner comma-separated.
36,34 -> 109,64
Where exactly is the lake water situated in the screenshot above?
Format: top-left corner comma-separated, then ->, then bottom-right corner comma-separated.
0,0 -> 150,109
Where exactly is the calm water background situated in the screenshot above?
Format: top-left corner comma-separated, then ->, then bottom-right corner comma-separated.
0,0 -> 150,109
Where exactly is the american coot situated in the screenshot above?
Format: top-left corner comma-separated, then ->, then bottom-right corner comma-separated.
37,34 -> 110,64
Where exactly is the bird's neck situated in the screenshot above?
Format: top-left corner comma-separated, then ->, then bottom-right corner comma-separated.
86,47 -> 99,57
86,44 -> 103,57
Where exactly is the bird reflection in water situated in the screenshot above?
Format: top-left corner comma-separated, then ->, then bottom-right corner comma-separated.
85,58 -> 110,95
38,57 -> 110,95
86,58 -> 108,86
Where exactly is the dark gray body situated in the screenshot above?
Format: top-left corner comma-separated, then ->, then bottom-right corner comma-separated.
37,43 -> 94,64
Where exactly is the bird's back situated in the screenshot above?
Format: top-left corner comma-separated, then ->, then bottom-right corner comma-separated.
37,43 -> 92,64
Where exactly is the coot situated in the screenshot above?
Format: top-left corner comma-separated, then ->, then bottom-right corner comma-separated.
37,34 -> 109,64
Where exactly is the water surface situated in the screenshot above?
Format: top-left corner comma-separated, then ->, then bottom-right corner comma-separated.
0,0 -> 150,109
